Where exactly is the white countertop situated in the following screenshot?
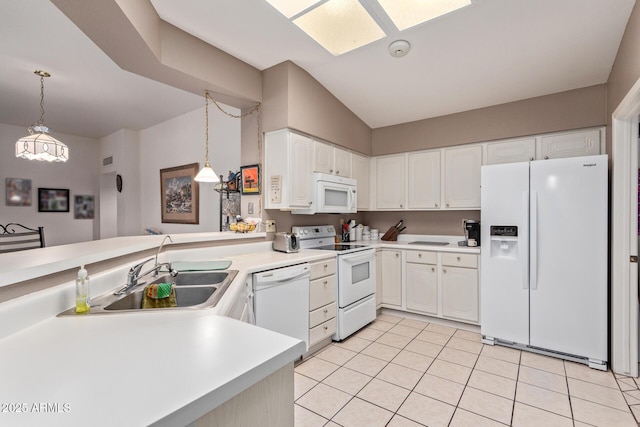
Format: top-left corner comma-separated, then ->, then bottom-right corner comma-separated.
0,311 -> 305,427
0,232 -> 267,288
0,232 -> 479,426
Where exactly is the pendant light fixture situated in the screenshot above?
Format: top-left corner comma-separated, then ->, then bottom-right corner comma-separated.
194,90 -> 220,183
15,70 -> 68,162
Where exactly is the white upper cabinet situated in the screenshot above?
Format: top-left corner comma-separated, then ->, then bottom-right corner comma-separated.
444,145 -> 482,209
539,128 -> 602,160
264,129 -> 313,210
313,140 -> 333,174
313,140 -> 352,177
351,152 -> 370,210
486,138 -> 536,165
376,154 -> 406,209
334,147 -> 352,177
408,150 -> 441,209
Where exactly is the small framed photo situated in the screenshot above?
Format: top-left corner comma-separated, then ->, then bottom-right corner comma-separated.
38,188 -> 70,212
240,164 -> 260,195
74,195 -> 95,219
160,163 -> 199,224
6,178 -> 32,206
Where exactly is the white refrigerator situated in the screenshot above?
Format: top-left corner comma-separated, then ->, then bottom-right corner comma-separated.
480,155 -> 608,370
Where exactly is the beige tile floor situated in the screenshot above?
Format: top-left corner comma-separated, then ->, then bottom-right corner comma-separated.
294,313 -> 640,427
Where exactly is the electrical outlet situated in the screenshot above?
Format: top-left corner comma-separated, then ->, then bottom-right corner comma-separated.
248,202 -> 254,214
265,220 -> 276,233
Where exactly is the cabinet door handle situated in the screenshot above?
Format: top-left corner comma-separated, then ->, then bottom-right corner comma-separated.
431,267 -> 435,272
330,168 -> 333,173
324,308 -> 328,314
324,264 -> 328,269
544,156 -> 549,160
323,280 -> 328,286
400,204 -> 404,208
457,256 -> 461,261
443,269 -> 447,274
418,253 -> 422,258
435,203 -> 439,207
395,253 -> 399,258
529,157 -> 534,161
336,170 -> 340,175
446,203 -> 450,207
323,325 -> 328,331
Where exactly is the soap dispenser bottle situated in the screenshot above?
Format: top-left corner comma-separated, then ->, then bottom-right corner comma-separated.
75,265 -> 90,313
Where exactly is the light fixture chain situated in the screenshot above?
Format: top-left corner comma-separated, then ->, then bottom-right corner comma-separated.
205,90 -> 210,163
205,91 -> 260,119
39,75 -> 45,125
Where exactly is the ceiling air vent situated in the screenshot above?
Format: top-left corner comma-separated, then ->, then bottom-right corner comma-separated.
102,156 -> 113,166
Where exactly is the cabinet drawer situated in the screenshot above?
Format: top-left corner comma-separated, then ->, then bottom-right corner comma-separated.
405,250 -> 437,264
310,275 -> 336,310
442,253 -> 477,268
310,318 -> 337,346
310,258 -> 337,280
310,302 -> 337,328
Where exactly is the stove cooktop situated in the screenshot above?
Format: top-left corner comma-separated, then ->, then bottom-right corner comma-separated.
315,244 -> 370,252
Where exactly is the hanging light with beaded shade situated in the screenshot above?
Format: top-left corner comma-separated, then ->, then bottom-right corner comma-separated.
15,70 -> 68,162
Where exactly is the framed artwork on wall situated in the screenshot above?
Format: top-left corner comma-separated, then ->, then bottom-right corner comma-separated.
240,164 -> 260,195
160,163 -> 199,224
38,188 -> 70,212
74,195 -> 95,219
6,178 -> 32,206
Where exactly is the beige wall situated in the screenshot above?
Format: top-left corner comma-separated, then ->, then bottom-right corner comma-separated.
262,61 -> 371,155
607,1 -> 640,151
372,85 -> 607,156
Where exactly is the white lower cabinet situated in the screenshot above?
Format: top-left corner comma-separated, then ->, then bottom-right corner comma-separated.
405,250 -> 438,316
380,249 -> 403,307
441,253 -> 479,323
379,249 -> 480,325
309,258 -> 337,347
375,249 -> 383,308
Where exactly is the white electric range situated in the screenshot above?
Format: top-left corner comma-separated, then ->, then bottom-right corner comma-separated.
293,225 -> 376,340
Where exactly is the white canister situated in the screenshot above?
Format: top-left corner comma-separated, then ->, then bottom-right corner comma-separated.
349,228 -> 356,242
355,227 -> 363,241
370,229 -> 379,240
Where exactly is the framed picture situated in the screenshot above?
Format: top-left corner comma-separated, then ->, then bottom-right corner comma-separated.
240,164 -> 260,195
74,195 -> 95,219
160,163 -> 199,224
38,188 -> 70,212
6,178 -> 32,206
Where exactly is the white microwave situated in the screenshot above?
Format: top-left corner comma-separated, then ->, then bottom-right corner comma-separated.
293,172 -> 357,215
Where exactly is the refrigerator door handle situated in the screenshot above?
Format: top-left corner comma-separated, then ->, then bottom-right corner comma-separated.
522,191 -> 530,289
530,191 -> 538,290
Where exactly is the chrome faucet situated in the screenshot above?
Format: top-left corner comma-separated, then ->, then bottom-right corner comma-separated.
114,235 -> 178,295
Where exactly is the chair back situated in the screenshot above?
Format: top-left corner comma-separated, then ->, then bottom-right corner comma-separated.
0,223 -> 45,253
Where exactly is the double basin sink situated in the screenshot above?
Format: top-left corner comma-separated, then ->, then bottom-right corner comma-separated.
59,270 -> 238,316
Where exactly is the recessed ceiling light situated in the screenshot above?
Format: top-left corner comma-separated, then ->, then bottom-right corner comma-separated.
293,0 -> 386,56
378,0 -> 472,31
264,0 -> 322,19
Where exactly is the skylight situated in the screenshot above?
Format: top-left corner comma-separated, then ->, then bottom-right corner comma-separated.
264,0 -> 473,55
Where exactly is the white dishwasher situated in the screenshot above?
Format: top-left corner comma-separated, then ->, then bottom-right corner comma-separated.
252,263 -> 310,350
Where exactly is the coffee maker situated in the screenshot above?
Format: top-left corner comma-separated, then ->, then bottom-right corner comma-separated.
463,220 -> 480,246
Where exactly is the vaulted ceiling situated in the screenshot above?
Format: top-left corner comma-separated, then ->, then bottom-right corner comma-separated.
0,0 -> 635,139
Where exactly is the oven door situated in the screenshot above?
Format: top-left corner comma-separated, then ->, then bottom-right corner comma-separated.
337,249 -> 376,307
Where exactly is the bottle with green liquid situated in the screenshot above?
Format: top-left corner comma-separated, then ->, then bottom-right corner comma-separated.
75,265 -> 90,313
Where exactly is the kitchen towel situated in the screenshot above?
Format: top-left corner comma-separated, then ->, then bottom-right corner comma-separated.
142,283 -> 177,309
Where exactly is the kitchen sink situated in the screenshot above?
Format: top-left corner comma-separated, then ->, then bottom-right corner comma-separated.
104,286 -> 217,310
155,271 -> 231,286
58,270 -> 238,316
408,241 -> 450,246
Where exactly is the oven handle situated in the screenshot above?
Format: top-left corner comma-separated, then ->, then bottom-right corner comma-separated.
349,188 -> 356,211
340,250 -> 374,264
